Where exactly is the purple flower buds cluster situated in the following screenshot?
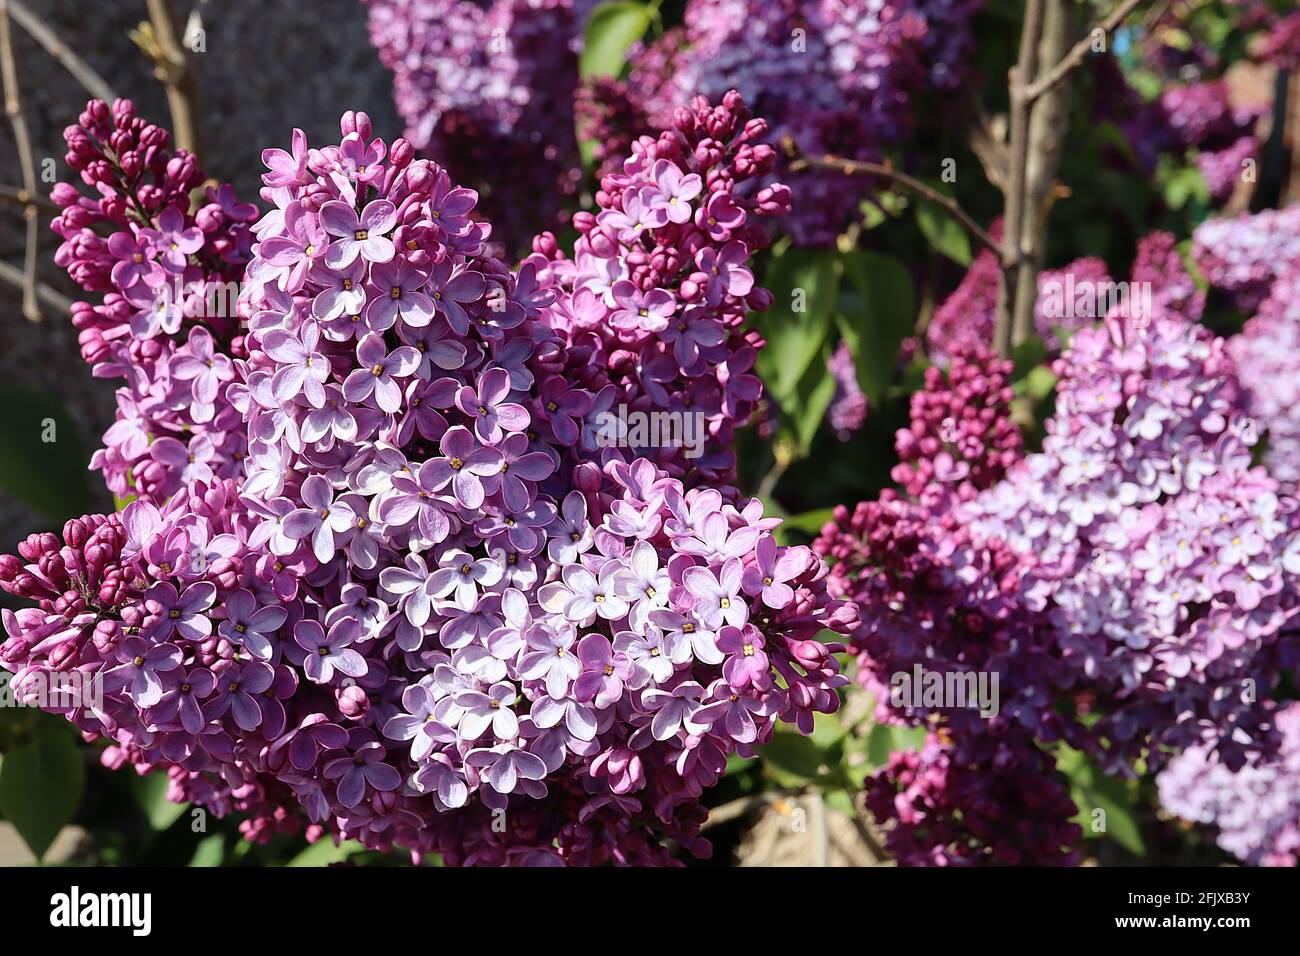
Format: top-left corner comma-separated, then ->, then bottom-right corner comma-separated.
49,99 -> 256,503
529,89 -> 787,484
3,95 -> 857,865
892,343 -> 1021,512
826,340 -> 868,441
865,729 -> 1083,866
363,0 -> 587,254
1158,702 -> 1300,867
818,247 -> 1300,861
1159,80 -> 1264,201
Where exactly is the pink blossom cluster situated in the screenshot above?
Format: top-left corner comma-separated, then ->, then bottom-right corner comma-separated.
1159,80 -> 1264,202
1158,702 -> 1300,867
48,98 -> 257,503
1192,203 -> 1300,310
818,263 -> 1300,861
927,229 -> 1201,364
1,96 -> 857,865
826,340 -> 869,441
526,89 -> 789,484
893,344 -> 1021,512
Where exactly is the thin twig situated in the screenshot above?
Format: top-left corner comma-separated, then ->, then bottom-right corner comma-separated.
142,0 -> 203,160
0,0 -> 40,321
995,0 -> 1046,357
786,144 -> 1002,261
7,0 -> 116,103
0,182 -> 55,212
0,259 -> 72,314
1022,0 -> 1146,104
1011,0 -> 1075,347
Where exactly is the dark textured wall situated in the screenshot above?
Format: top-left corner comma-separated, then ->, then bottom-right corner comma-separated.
0,0 -> 399,544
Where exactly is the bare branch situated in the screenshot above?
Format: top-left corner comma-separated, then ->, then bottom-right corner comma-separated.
1022,0 -> 1146,104
1011,0 -> 1075,347
995,0 -> 1046,357
138,0 -> 204,160
0,0 -> 41,321
784,141 -> 1003,261
0,258 -> 72,314
7,0 -> 116,103
0,182 -> 55,212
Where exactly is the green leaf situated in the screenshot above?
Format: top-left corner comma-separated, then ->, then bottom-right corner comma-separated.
1058,745 -> 1146,856
762,730 -> 829,787
286,838 -> 362,867
188,833 -> 225,868
133,771 -> 186,832
782,507 -> 836,535
824,788 -> 858,817
915,199 -> 972,266
725,753 -> 757,776
789,342 -> 837,456
0,723 -> 85,860
0,386 -> 92,521
835,251 -> 916,405
579,2 -> 652,80
755,248 -> 840,404
1011,336 -> 1048,382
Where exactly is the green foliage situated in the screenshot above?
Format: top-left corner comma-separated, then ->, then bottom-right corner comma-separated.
755,246 -> 839,405
835,251 -> 915,405
580,1 -> 652,80
0,385 -> 93,522
915,195 -> 972,266
1057,745 -> 1146,857
0,720 -> 85,860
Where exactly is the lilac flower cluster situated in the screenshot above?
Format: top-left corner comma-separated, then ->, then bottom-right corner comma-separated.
363,0 -> 587,254
1160,80 -> 1264,201
965,308 -> 1300,773
48,99 -> 255,503
892,343 -> 1021,513
1193,203 -> 1300,311
4,96 -> 857,864
811,359 -> 1071,872
527,89 -> 789,483
927,229 -> 1206,365
865,729 -> 1082,866
1227,266 -> 1300,492
589,0 -> 983,246
826,340 -> 868,441
1096,55 -> 1265,205
1157,702 -> 1300,867
818,254 -> 1300,860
